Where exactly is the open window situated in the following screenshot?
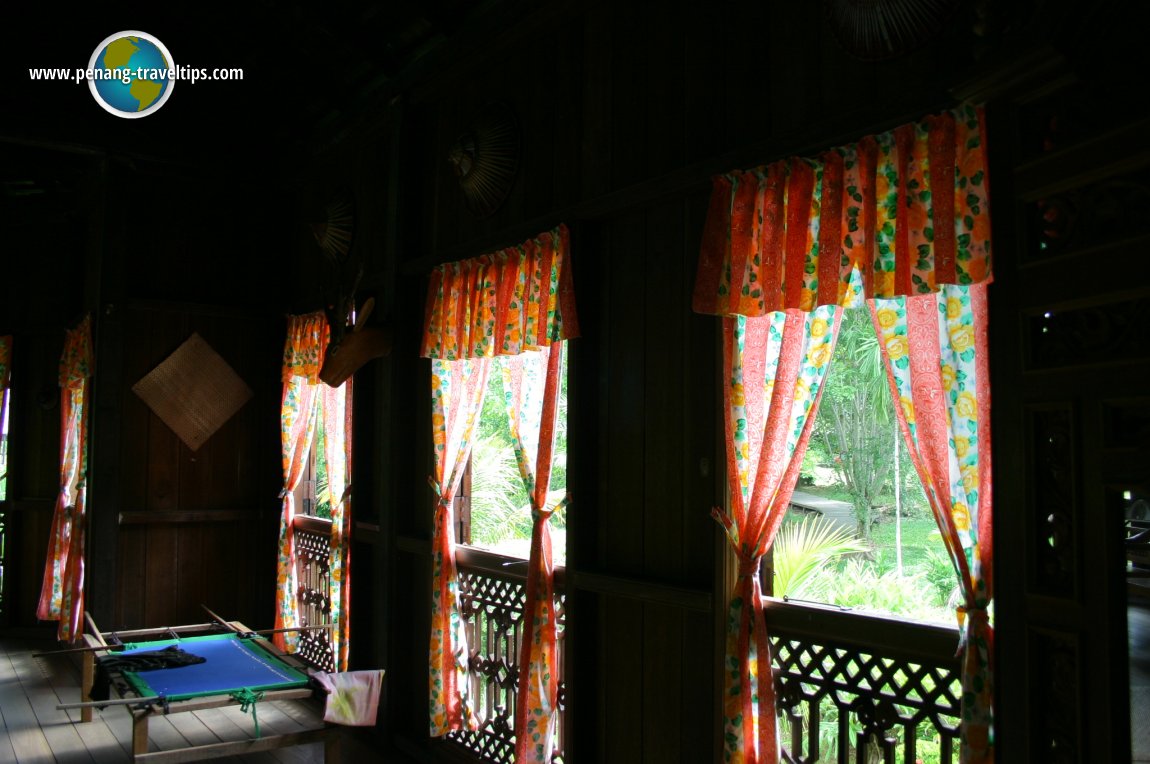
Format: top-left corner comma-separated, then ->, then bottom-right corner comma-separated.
276,312 -> 353,673
453,351 -> 568,566
693,105 -> 994,763
765,303 -> 955,626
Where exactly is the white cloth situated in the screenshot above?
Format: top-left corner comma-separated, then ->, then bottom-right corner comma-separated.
313,669 -> 384,726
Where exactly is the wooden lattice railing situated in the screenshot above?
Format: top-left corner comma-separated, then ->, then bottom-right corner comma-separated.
293,515 -> 336,672
765,598 -> 963,764
448,547 -> 566,764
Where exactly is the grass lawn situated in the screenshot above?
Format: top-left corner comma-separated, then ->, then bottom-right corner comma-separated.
869,517 -> 940,569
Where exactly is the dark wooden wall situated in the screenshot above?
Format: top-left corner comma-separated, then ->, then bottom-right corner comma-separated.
101,303 -> 281,630
1,156 -> 296,632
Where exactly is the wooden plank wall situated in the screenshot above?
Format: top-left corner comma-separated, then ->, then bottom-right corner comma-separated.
108,303 -> 282,631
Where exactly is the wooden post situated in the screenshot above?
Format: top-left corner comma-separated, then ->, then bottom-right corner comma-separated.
80,631 -> 107,724
132,713 -> 149,759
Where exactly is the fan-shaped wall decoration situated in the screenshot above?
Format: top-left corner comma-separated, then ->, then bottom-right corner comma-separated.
825,0 -> 959,60
311,192 -> 355,263
448,103 -> 520,218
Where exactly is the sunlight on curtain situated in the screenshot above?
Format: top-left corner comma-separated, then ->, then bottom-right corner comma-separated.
693,103 -> 992,764
870,283 -> 993,763
421,224 -> 577,761
428,356 -> 491,735
36,314 -> 93,642
322,379 -> 353,671
713,308 -> 841,763
275,312 -> 328,656
0,335 -> 10,503
500,345 -> 566,763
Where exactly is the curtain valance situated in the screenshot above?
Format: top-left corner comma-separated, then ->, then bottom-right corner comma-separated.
282,312 -> 331,383
421,224 -> 579,359
693,103 -> 990,317
0,335 -> 11,388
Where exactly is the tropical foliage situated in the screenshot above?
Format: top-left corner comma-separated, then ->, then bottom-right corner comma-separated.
815,306 -> 895,540
467,353 -> 568,562
772,515 -> 868,598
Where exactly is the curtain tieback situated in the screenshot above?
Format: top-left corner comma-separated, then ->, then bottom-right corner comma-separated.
736,554 -> 761,579
531,493 -> 571,522
278,488 -> 290,500
955,604 -> 991,655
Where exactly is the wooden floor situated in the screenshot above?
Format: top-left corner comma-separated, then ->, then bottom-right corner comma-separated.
0,635 -> 403,764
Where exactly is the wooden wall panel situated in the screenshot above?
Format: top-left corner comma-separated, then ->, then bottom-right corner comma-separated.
109,305 -> 280,631
600,596 -> 643,763
608,4 -> 648,192
642,201 -> 686,582
602,211 -> 647,576
580,2 -> 615,201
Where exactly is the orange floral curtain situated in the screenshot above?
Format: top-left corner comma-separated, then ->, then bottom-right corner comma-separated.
871,283 -> 994,762
693,103 -> 990,316
322,379 -> 353,671
427,355 -> 491,735
0,335 -> 10,473
421,224 -> 578,360
501,345 -> 565,764
274,312 -> 329,655
694,103 -> 992,764
712,308 -> 842,763
37,314 -> 93,642
0,334 -> 10,393
421,225 -> 578,752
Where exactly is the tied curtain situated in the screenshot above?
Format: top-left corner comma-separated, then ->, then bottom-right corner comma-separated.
427,355 -> 492,734
274,312 -> 354,670
36,314 -> 93,642
693,103 -> 992,764
421,224 -> 578,764
713,308 -> 842,763
871,284 -> 993,762
0,334 -> 10,453
502,346 -> 565,763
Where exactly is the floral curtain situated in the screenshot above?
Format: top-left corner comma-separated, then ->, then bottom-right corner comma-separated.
870,283 -> 993,762
428,355 -> 491,734
0,334 -> 10,394
712,308 -> 841,763
274,312 -> 329,655
0,335 -> 10,467
693,103 -> 992,764
501,346 -> 565,764
36,314 -> 93,642
322,378 -> 353,671
693,103 -> 990,315
422,224 -> 578,748
421,224 -> 579,360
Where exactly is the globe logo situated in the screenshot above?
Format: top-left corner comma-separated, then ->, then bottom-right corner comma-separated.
88,31 -> 174,118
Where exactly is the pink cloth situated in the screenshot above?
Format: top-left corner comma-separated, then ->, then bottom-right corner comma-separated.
313,669 -> 384,726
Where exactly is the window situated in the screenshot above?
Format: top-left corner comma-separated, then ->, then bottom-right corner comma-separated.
294,407 -> 336,520
767,305 -> 955,624
454,351 -> 568,565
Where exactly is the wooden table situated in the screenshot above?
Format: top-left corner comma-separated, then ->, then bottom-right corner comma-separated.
75,615 -> 339,763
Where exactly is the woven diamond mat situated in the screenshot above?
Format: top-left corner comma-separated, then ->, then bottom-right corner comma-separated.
132,333 -> 253,451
